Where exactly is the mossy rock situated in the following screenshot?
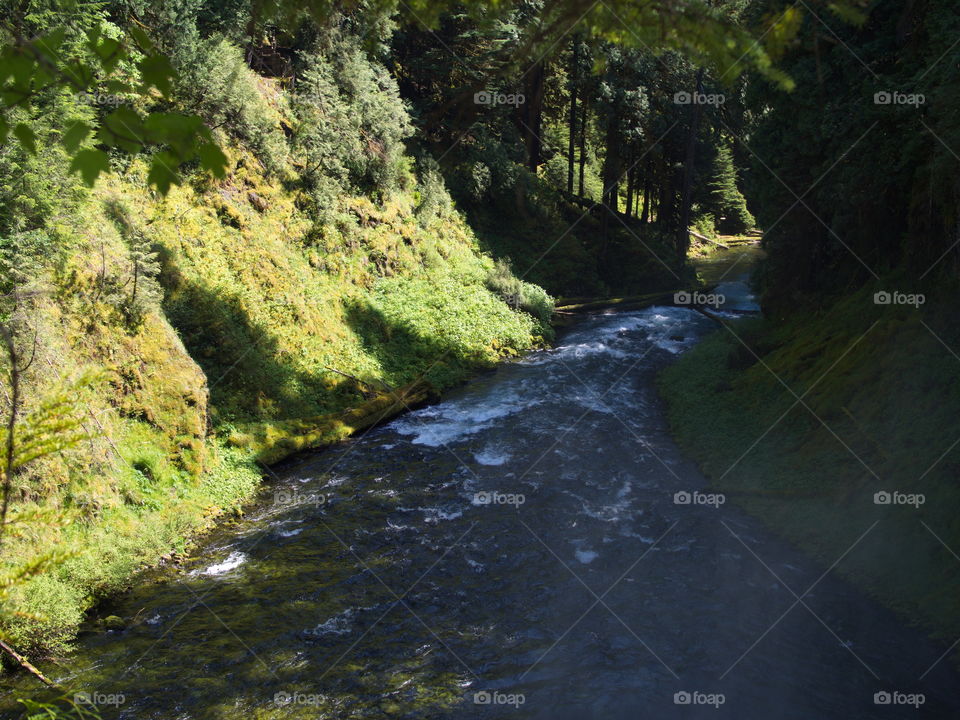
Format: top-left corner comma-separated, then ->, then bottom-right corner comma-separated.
103,615 -> 126,631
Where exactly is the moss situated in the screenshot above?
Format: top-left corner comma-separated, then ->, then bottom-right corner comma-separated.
3,139 -> 550,661
659,285 -> 960,648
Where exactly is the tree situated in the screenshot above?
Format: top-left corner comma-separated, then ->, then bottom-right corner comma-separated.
707,142 -> 754,234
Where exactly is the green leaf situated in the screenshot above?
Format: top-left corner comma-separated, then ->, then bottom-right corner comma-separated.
827,2 -> 868,25
12,123 -> 37,154
91,36 -> 125,74
198,142 -> 228,178
61,122 -> 91,153
139,54 -> 175,97
93,37 -> 122,61
5,54 -> 36,87
105,79 -> 133,94
31,28 -> 67,63
127,26 -> 156,53
99,106 -> 146,153
147,151 -> 181,195
0,118 -> 7,145
69,148 -> 111,186
62,61 -> 96,92
144,112 -> 204,156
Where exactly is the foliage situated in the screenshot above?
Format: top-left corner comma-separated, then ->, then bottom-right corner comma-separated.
0,0 -> 884,685
0,4 -> 228,192
660,287 -> 960,645
705,143 -> 754,234
103,198 -> 161,327
292,29 -> 412,223
18,697 -> 100,719
176,36 -> 288,174
742,0 -> 960,311
485,259 -> 554,325
0,7 -> 552,662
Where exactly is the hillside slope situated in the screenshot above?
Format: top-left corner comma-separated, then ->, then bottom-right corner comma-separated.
0,35 -> 551,659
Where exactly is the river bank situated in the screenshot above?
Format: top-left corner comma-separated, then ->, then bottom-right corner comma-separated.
658,276 -> 960,663
0,150 -> 556,666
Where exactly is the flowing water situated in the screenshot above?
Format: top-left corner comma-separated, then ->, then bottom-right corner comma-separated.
3,245 -> 958,718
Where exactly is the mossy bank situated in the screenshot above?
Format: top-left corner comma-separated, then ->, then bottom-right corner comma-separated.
0,31 -> 555,661
658,283 -> 960,652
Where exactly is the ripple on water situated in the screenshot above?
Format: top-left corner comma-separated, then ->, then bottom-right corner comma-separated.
390,389 -> 544,446
193,551 -> 246,577
306,608 -> 358,637
474,444 -> 511,466
575,549 -> 599,564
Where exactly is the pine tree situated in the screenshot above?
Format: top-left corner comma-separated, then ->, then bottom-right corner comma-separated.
708,143 -> 755,234
127,231 -> 160,325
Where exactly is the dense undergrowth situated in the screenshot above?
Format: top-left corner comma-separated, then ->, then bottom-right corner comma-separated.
0,23 -> 560,661
659,284 -> 960,644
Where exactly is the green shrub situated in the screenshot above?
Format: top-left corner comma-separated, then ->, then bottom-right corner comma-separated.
414,155 -> 453,225
364,270 -> 544,388
176,37 -> 289,173
691,212 -> 718,241
292,34 -> 412,213
2,575 -> 85,657
485,259 -> 555,324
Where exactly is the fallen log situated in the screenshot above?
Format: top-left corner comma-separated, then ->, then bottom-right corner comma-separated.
554,285 -> 718,315
554,290 -> 682,314
689,229 -> 729,248
229,379 -> 436,465
0,639 -> 63,690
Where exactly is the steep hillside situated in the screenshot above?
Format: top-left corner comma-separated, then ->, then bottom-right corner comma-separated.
0,33 -> 551,659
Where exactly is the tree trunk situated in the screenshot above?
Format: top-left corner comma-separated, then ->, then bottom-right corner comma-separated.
678,68 -> 705,259
578,95 -> 588,196
659,169 -> 675,228
567,40 -> 579,194
520,60 -> 547,172
641,161 -> 651,224
602,117 -> 622,214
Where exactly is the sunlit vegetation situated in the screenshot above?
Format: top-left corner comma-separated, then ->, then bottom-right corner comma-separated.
12,0 -> 956,708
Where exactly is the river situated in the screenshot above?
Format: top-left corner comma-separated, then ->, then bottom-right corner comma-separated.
3,245 -> 957,718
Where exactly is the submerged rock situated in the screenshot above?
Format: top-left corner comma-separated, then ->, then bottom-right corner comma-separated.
102,615 -> 125,631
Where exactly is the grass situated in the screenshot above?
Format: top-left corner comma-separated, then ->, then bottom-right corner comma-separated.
658,283 -> 960,647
